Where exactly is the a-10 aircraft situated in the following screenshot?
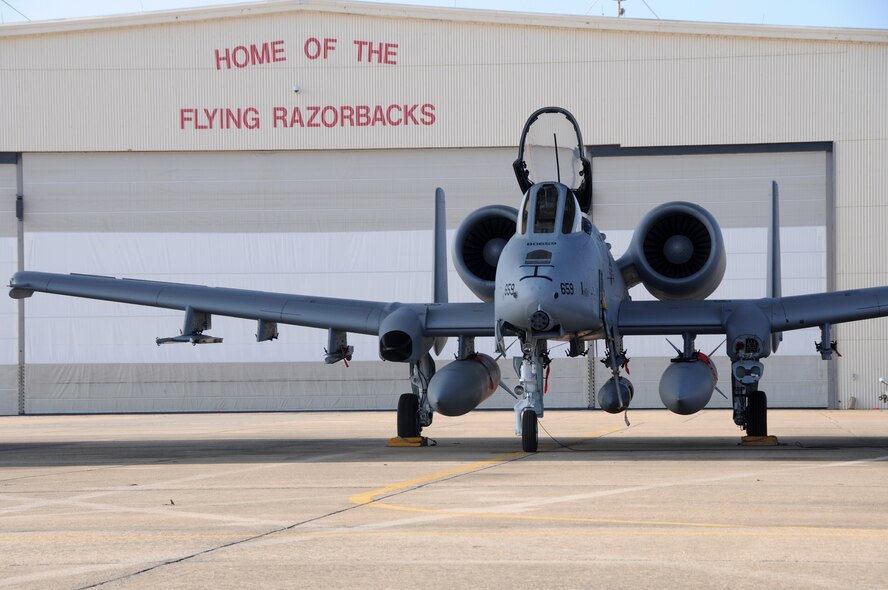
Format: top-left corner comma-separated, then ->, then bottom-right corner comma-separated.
9,107 -> 888,452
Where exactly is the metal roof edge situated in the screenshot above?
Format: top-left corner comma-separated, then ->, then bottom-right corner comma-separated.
1,0 -> 886,44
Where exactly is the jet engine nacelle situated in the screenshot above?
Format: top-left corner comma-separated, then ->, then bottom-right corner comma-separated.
453,205 -> 518,303
378,307 -> 433,363
619,202 -> 726,301
658,353 -> 718,415
598,376 -> 634,414
427,354 -> 501,416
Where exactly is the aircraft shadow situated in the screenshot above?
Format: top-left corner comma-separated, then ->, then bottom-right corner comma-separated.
1,436 -> 886,468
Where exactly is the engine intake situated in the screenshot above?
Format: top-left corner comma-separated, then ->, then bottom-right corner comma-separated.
619,202 -> 726,301
377,307 -> 432,363
453,205 -> 518,302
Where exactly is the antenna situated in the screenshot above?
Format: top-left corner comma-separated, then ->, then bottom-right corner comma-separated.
553,133 -> 561,183
614,0 -> 626,17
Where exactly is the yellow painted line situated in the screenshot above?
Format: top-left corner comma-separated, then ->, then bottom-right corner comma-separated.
349,450 -> 527,505
348,425 -> 888,536
293,528 -> 888,539
350,426 -> 622,506
3,526 -> 887,544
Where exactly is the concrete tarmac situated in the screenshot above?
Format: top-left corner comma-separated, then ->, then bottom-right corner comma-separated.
1,409 -> 886,589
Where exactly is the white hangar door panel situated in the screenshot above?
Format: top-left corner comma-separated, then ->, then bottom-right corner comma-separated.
590,149 -> 831,409
19,149 -> 589,413
0,162 -> 18,415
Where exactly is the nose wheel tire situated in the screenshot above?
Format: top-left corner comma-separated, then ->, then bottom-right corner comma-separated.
397,393 -> 421,438
521,410 -> 538,452
746,390 -> 767,437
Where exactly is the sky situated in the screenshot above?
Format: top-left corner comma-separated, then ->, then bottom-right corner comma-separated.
2,0 -> 888,29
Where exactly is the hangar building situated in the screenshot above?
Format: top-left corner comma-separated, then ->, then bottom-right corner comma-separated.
1,1 -> 887,415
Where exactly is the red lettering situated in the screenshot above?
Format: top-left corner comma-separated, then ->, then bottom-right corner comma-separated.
198,108 -> 216,129
367,42 -> 383,62
180,108 -> 196,129
263,103 -> 436,131
305,38 -> 336,60
306,106 -> 321,128
179,107 -> 263,130
353,40 -> 368,61
385,104 -> 401,126
304,38 -> 321,59
250,43 -> 270,65
372,105 -> 386,126
421,103 -> 436,125
244,107 -> 260,130
215,41 -> 286,69
214,48 -> 231,70
273,107 -> 288,128
320,106 -> 338,128
356,105 -> 370,126
403,104 -> 418,125
340,105 -> 355,126
223,108 -> 241,129
383,43 -> 398,65
323,38 -> 337,59
271,40 -> 286,62
231,46 -> 250,68
353,40 -> 398,64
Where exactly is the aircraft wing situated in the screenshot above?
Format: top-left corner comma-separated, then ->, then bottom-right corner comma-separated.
8,271 -> 494,337
618,287 -> 888,336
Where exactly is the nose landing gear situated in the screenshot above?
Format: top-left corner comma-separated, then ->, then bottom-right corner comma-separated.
513,339 -> 548,452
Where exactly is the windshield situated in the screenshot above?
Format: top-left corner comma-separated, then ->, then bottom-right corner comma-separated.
533,184 -> 559,233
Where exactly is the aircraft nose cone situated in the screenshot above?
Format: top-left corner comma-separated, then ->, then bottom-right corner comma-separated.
664,234 -> 694,265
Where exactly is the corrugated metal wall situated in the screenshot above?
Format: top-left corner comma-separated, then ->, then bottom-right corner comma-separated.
834,139 -> 888,409
1,3 -> 886,151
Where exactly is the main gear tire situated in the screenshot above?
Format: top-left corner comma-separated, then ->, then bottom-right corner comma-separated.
397,393 -> 421,438
746,390 -> 768,437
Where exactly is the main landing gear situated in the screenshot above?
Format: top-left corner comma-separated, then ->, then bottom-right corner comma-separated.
395,354 -> 435,440
731,369 -> 773,443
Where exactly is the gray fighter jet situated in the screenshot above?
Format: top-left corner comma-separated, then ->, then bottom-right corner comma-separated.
10,107 -> 888,451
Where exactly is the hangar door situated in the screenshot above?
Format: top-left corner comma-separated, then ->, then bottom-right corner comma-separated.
590,146 -> 833,409
17,149 -> 586,414
0,156 -> 17,415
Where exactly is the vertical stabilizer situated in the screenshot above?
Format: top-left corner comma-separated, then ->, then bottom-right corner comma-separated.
768,181 -> 783,352
434,187 -> 448,304
433,187 -> 449,354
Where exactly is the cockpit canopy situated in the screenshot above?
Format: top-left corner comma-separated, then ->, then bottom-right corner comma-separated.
513,107 -> 592,213
519,182 -> 582,236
